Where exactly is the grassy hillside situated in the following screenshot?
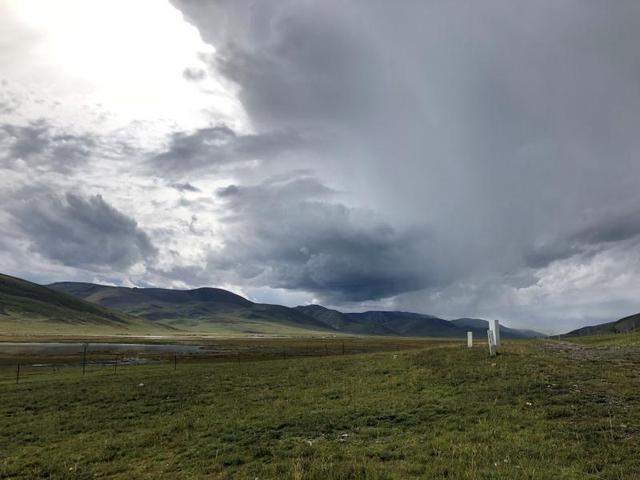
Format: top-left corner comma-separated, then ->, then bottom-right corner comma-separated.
556,329 -> 640,347
450,318 -> 544,339
347,310 -> 461,337
0,274 -> 172,336
294,305 -> 398,335
297,305 -> 543,338
49,281 -> 549,338
2,338 -> 640,478
565,313 -> 640,337
48,282 -> 333,336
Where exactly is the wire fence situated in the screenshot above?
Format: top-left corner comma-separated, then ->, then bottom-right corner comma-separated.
0,339 -> 442,385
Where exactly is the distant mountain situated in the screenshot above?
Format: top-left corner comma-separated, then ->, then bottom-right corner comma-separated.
450,318 -> 544,339
0,277 -> 544,338
49,282 -> 252,317
295,305 -> 542,339
48,282 -> 331,335
293,305 -> 396,335
0,273 -> 171,335
564,313 -> 640,337
349,311 -> 462,337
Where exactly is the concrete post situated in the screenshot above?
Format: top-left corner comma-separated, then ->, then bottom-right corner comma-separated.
487,330 -> 496,356
489,319 -> 501,350
467,331 -> 473,348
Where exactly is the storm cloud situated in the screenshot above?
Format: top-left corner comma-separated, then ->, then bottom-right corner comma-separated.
150,124 -> 312,176
3,1 -> 640,331
182,67 -> 207,82
12,193 -> 156,270
165,0 -> 640,329
171,182 -> 201,193
207,174 -> 445,302
0,120 -> 95,173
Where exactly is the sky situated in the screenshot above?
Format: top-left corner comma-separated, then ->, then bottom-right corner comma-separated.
2,0 -> 640,333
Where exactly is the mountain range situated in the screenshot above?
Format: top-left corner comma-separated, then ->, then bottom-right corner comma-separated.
46,280 -> 330,336
1,272 -> 545,337
294,305 -> 542,339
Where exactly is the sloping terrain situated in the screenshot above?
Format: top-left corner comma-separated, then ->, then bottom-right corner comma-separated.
25,279 -> 546,338
293,305 -> 397,335
450,318 -> 544,339
296,305 -> 542,338
0,273 -> 170,335
345,311 -> 461,337
48,282 -> 331,335
564,312 -> 640,337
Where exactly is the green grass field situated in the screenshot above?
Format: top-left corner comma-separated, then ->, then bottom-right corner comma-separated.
562,330 -> 640,347
2,338 -> 640,479
0,313 -> 332,338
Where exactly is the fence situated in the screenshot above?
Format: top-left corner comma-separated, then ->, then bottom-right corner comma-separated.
1,338 -> 442,385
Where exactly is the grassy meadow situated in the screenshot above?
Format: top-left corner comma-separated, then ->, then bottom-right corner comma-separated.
0,312 -> 331,338
562,330 -> 640,347
1,337 -> 640,479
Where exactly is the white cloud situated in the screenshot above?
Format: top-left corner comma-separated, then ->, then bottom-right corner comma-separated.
0,0 -> 246,138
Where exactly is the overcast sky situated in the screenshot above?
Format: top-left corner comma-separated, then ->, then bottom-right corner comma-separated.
2,0 -> 640,333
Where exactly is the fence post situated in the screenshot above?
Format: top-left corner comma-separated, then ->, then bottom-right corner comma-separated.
174,354 -> 177,371
16,362 -> 20,384
82,343 -> 88,375
342,342 -> 345,355
114,355 -> 118,374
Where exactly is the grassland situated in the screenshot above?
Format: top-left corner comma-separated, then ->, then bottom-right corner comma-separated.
560,330 -> 640,347
0,314 -> 333,338
0,314 -> 175,337
2,337 -> 640,479
0,273 -> 175,337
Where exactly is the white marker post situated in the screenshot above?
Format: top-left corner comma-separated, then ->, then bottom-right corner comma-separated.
487,330 -> 496,356
467,331 -> 473,348
489,319 -> 501,350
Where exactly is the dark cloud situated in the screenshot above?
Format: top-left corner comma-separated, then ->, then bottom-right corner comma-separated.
171,182 -> 201,192
571,210 -> 640,246
150,124 -> 310,176
214,17 -> 378,128
0,101 -> 15,115
525,208 -> 640,268
204,174 -> 445,302
168,0 -> 640,327
11,192 -> 156,270
0,81 -> 21,115
524,242 -> 581,270
182,67 -> 207,81
0,120 -> 95,172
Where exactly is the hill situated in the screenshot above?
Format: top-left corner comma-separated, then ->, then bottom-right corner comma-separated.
295,305 -> 542,338
450,318 -> 544,339
293,305 -> 398,335
564,312 -> 640,337
13,278 -> 544,338
0,273 -> 171,336
48,282 -> 332,336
